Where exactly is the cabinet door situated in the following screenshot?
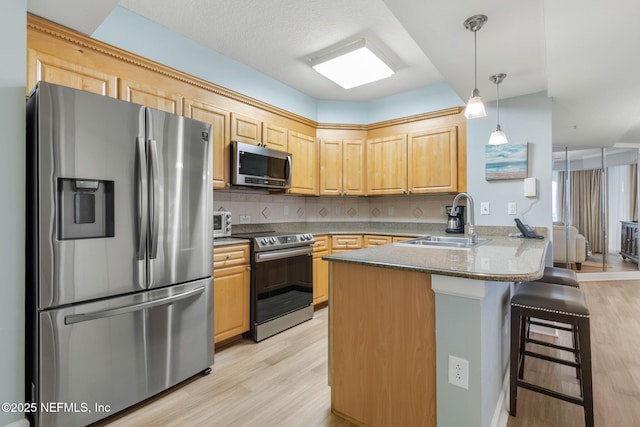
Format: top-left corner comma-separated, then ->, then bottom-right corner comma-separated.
343,139 -> 366,195
231,113 -> 261,145
408,126 -> 458,194
263,122 -> 288,150
366,135 -> 407,195
313,252 -> 329,305
213,265 -> 250,343
119,79 -> 182,114
288,131 -> 318,195
184,99 -> 230,189
320,139 -> 343,195
27,49 -> 117,97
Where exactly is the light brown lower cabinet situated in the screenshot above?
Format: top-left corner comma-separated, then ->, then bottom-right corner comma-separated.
330,234 -> 363,253
312,235 -> 330,305
213,244 -> 250,344
363,235 -> 393,247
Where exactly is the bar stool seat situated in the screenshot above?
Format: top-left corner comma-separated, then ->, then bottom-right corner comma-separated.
510,281 -> 593,427
525,266 -> 579,341
538,266 -> 579,287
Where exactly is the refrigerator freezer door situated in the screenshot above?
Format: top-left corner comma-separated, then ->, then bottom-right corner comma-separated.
36,278 -> 213,427
145,109 -> 213,288
32,82 -> 147,309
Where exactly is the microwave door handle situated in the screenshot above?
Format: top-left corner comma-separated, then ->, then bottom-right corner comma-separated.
136,137 -> 148,260
64,286 -> 205,325
148,138 -> 160,259
285,155 -> 292,183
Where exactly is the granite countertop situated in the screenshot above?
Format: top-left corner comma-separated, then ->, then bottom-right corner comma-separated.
323,235 -> 549,282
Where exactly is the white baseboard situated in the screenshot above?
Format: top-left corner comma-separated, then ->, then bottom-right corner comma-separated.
490,369 -> 510,427
577,270 -> 640,281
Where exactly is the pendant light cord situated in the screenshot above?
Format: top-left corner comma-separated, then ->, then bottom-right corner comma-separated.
474,30 -> 478,90
496,81 -> 500,125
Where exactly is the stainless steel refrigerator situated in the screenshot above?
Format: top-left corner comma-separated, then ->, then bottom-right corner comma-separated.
25,82 -> 214,427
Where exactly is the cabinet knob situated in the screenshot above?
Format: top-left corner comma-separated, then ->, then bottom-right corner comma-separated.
226,254 -> 231,259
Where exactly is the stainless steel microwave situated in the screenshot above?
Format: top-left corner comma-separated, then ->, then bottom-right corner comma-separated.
213,211 -> 232,238
231,141 -> 292,190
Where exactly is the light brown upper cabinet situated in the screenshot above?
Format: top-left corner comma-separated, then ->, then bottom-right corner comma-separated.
366,134 -> 408,195
119,78 -> 182,114
408,126 -> 458,194
288,131 -> 318,195
320,139 -> 366,196
184,99 -> 230,189
231,113 -> 262,145
263,122 -> 288,150
27,49 -> 117,97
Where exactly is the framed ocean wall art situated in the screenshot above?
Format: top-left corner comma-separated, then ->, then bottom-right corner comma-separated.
485,143 -> 528,181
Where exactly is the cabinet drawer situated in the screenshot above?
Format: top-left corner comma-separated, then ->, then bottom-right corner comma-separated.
331,235 -> 363,250
312,235 -> 330,254
364,235 -> 393,247
213,244 -> 249,269
392,236 -> 414,243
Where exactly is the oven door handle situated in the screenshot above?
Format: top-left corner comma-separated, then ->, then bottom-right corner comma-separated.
255,246 -> 312,263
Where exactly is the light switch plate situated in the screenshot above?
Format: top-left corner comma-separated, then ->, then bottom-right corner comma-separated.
508,202 -> 517,215
480,202 -> 490,215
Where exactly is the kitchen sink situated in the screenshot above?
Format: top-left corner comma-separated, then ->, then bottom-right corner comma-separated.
394,235 -> 490,249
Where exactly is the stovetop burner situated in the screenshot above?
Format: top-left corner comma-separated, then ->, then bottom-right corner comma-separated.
231,231 -> 315,251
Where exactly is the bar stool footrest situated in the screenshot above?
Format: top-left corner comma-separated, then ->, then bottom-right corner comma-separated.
517,380 -> 584,406
528,319 -> 574,332
525,337 -> 579,354
524,350 -> 580,368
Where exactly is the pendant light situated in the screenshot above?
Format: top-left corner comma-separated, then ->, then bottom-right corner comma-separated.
463,15 -> 488,119
488,73 -> 508,145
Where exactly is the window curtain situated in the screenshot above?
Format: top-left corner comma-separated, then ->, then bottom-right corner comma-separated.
606,164 -> 638,253
569,169 -> 602,253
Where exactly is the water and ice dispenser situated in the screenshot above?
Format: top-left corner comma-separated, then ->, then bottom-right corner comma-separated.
57,178 -> 115,240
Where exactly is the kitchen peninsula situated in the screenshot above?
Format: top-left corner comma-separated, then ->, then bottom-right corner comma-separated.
324,235 -> 548,427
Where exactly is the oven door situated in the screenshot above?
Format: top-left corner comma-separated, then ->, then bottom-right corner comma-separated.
252,246 -> 313,326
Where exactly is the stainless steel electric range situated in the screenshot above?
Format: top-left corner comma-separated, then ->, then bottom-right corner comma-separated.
231,231 -> 315,342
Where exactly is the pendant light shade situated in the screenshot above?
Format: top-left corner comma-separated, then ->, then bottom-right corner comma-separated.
488,73 -> 508,145
463,15 -> 488,119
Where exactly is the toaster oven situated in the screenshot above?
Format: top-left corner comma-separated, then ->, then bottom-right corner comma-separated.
213,211 -> 232,238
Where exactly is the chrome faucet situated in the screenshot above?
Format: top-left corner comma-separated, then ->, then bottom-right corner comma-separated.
451,192 -> 477,244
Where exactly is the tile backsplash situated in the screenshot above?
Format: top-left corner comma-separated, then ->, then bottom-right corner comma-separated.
214,189 -> 454,225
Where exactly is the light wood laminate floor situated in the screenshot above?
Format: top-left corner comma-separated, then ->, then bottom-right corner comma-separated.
96,280 -> 640,427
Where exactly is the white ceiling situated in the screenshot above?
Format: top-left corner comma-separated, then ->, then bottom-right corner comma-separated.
27,0 -> 640,148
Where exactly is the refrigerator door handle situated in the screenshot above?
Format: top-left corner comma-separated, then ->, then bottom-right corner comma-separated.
149,138 -> 160,259
64,286 -> 205,325
136,136 -> 148,260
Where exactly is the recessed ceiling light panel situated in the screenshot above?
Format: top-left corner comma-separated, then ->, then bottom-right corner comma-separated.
311,39 -> 395,89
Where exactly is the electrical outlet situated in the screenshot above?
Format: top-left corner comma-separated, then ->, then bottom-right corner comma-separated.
389,206 -> 395,216
448,355 -> 469,389
480,202 -> 490,215
284,205 -> 289,216
239,215 -> 251,224
507,202 -> 517,215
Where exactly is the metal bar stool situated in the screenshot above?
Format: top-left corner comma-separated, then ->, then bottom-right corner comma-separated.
510,281 -> 593,427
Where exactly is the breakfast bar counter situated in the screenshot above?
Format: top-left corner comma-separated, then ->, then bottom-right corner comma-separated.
324,236 -> 549,427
